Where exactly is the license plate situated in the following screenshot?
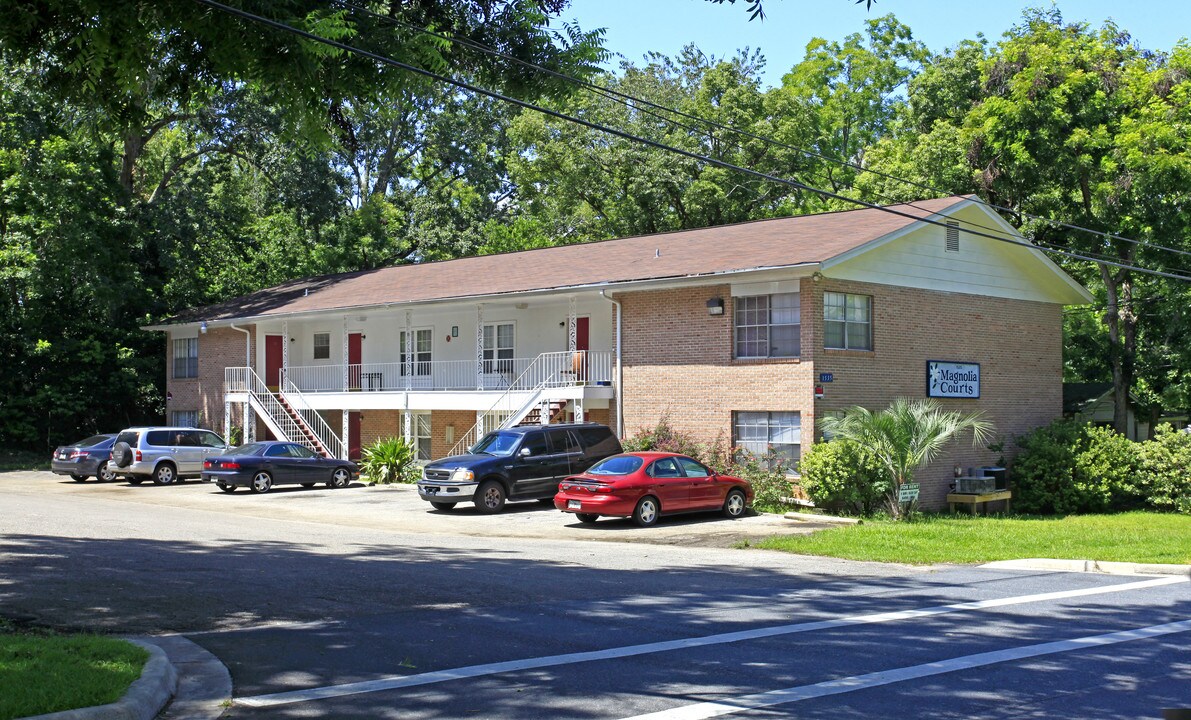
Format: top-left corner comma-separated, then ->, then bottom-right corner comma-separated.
567,500 -> 581,510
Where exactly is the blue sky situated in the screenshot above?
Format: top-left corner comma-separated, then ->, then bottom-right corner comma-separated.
562,0 -> 1191,87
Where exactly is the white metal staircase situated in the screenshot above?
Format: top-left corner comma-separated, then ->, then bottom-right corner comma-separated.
224,368 -> 345,458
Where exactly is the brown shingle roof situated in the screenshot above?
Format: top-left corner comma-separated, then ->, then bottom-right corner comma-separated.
167,196 -> 968,325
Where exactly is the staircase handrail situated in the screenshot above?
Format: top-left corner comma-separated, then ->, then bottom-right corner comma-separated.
281,377 -> 345,459
445,354 -> 563,456
224,367 -> 337,459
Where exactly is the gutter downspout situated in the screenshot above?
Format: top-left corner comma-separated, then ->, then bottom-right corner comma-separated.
600,290 -> 624,438
230,324 -> 253,443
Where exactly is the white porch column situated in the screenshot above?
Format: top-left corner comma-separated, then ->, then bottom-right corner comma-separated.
341,316 -> 349,392
574,398 -> 584,423
475,409 -> 484,436
403,410 -> 412,445
243,402 -> 253,442
404,310 -> 413,391
475,304 -> 485,390
281,320 -> 289,385
568,296 -> 577,352
224,400 -> 231,443
342,409 -> 349,460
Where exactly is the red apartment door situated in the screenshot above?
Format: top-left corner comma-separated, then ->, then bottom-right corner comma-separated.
348,332 -> 363,391
265,335 -> 284,389
348,412 -> 361,460
576,317 -> 589,351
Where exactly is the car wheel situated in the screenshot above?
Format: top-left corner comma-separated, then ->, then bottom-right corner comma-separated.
128,478 -> 144,486
632,496 -> 660,527
97,461 -> 117,482
301,483 -> 316,488
153,463 -> 177,485
250,471 -> 272,494
474,480 -> 506,514
216,482 -> 236,493
575,513 -> 600,524
70,474 -> 87,482
430,501 -> 457,511
329,467 -> 351,488
723,489 -> 747,519
110,442 -> 133,468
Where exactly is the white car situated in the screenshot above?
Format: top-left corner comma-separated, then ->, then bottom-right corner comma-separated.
109,427 -> 229,485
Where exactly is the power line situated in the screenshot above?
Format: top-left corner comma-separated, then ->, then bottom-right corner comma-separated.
334,0 -> 1191,266
189,0 -> 1191,283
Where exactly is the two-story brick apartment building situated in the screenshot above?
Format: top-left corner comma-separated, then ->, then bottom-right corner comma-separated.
148,195 -> 1091,507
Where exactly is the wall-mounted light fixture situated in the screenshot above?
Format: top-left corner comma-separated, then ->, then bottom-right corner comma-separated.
706,298 -> 725,316
451,326 -> 459,337
200,321 -> 208,334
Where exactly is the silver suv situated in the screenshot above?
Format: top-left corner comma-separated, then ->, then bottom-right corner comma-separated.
110,427 -> 229,485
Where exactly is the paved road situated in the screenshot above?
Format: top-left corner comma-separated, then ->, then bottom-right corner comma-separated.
3,471 -> 1189,719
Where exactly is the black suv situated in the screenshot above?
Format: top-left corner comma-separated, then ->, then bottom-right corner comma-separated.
417,423 -> 622,513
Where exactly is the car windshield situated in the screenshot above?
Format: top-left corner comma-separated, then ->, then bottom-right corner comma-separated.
72,435 -> 111,448
587,455 -> 644,475
470,432 -> 521,457
228,443 -> 268,456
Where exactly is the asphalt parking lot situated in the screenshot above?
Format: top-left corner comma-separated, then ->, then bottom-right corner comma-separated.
3,470 -> 812,548
4,471 -> 1189,719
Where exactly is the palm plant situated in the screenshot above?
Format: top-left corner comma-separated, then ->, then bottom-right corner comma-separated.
359,436 -> 416,485
821,398 -> 994,519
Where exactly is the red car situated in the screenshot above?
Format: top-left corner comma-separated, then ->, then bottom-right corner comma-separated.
554,452 -> 753,527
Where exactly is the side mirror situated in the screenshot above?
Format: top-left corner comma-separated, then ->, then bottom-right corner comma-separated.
519,447 -> 532,458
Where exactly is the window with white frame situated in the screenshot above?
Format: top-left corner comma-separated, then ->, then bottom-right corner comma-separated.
400,329 -> 433,376
483,323 -> 515,374
171,410 -> 199,428
735,292 -> 800,358
411,413 -> 432,461
733,411 -> 801,471
172,338 -> 198,378
823,292 -> 872,351
312,332 -> 331,360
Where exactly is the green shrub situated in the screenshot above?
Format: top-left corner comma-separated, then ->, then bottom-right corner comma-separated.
1013,420 -> 1144,514
730,448 -> 800,512
399,463 -> 424,485
359,436 -> 416,485
1139,425 -> 1191,513
798,439 -> 888,516
622,416 -> 705,459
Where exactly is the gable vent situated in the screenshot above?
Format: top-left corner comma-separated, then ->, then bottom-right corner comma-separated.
945,221 -> 960,252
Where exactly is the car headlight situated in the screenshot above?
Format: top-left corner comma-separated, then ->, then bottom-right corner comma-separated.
450,468 -> 475,482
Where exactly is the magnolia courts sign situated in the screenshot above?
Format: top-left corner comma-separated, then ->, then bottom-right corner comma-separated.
927,361 -> 980,399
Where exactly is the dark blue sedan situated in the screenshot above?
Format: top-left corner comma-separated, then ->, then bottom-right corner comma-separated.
201,441 -> 359,494
52,434 -> 118,482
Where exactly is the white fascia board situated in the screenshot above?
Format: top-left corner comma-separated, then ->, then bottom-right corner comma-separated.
148,263 -> 820,330
820,196 -> 973,269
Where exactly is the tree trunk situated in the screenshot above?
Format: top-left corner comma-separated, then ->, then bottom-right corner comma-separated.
120,130 -> 146,201
1100,264 -> 1136,436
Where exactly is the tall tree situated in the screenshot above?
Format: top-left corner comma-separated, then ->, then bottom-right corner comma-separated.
861,10 -> 1191,433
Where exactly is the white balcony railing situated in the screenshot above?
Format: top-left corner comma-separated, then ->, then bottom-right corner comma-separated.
280,351 -> 613,394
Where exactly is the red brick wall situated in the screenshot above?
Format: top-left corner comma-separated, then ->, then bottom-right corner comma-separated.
618,279 -> 1064,509
166,326 -> 254,433
431,410 -> 477,459
808,277 -> 1063,507
360,410 -> 401,449
619,283 -> 817,450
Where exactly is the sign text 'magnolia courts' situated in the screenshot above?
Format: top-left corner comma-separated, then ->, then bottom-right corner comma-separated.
927,361 -> 980,399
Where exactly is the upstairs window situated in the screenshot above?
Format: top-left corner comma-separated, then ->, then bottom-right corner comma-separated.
483,323 -> 515,374
172,338 -> 198,378
735,292 -> 800,358
400,329 -> 433,376
313,332 -> 331,360
823,292 -> 872,351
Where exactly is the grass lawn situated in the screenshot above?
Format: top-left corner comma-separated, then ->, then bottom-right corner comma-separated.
749,511 -> 1191,565
0,622 -> 149,720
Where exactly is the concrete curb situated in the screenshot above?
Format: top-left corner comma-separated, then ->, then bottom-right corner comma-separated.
981,558 -> 1191,577
24,640 -> 177,720
783,512 -> 862,525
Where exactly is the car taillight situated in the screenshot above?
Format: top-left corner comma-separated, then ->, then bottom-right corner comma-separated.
223,462 -> 240,469
135,450 -> 142,462
203,460 -> 212,469
68,450 -> 86,459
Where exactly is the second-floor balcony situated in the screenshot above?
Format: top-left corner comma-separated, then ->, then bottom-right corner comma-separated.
275,350 -> 614,394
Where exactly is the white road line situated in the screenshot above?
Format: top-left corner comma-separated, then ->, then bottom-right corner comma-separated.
620,617 -> 1191,720
236,575 -> 1187,708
